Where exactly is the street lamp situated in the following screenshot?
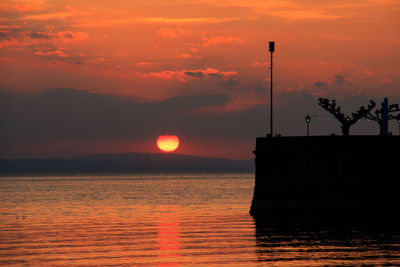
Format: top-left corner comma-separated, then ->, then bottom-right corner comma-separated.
305,115 -> 311,136
267,41 -> 275,137
397,118 -> 400,136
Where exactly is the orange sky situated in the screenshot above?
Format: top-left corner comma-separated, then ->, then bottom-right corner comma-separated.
1,0 -> 400,159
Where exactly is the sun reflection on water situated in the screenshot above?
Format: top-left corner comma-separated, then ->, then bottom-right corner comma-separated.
157,206 -> 181,266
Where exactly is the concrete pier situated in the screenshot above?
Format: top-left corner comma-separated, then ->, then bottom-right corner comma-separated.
250,136 -> 400,216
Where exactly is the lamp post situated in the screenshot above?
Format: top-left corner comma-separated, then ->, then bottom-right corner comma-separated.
268,41 -> 275,137
398,118 -> 400,136
305,115 -> 311,136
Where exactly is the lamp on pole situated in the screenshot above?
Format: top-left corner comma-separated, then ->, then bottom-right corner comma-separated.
397,118 -> 400,136
268,41 -> 275,137
305,115 -> 311,136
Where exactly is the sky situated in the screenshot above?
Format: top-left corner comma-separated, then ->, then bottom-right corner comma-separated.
1,0 -> 400,159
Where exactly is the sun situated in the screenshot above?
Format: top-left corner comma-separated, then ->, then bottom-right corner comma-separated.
157,135 -> 180,152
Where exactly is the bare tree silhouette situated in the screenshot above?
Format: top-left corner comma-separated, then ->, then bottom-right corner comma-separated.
365,99 -> 400,135
318,98 -> 376,136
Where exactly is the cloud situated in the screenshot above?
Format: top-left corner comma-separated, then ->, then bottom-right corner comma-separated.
31,31 -> 88,42
201,36 -> 243,47
313,74 -> 351,87
379,78 -> 391,84
30,32 -> 52,39
314,81 -> 327,87
135,61 -> 154,66
322,34 -> 357,41
144,68 -> 238,83
268,10 -> 341,20
179,53 -> 202,59
0,31 -> 9,39
251,62 -> 263,67
333,75 -> 346,85
34,50 -> 69,58
0,29 -> 89,49
0,3 -> 43,13
0,88 -> 231,143
362,70 -> 375,76
1,88 -> 392,158
0,88 -> 257,158
141,16 -> 241,24
17,12 -> 77,21
184,71 -> 205,78
0,25 -> 21,29
0,87 -> 263,160
76,16 -> 243,28
157,27 -> 191,38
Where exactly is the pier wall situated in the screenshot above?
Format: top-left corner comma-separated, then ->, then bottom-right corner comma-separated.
250,136 -> 400,215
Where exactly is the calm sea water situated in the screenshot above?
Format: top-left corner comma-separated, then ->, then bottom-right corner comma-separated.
0,173 -> 399,266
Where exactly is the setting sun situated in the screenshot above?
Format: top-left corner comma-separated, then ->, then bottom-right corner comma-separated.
157,135 -> 180,152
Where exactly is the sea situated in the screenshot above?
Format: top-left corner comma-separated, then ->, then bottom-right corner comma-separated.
0,173 -> 399,266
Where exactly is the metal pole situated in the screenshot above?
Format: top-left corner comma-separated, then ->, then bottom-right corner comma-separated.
305,115 -> 310,137
267,41 -> 275,137
398,121 -> 400,136
270,51 -> 273,137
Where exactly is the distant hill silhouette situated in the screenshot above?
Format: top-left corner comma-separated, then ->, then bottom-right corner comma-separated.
0,153 -> 254,174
